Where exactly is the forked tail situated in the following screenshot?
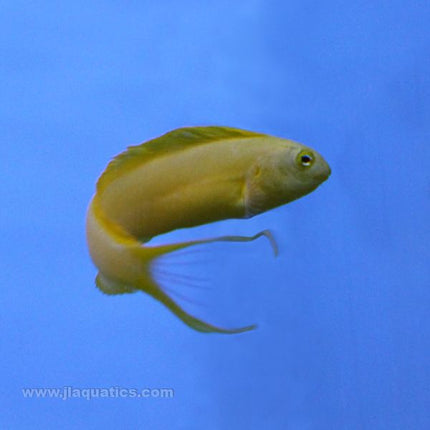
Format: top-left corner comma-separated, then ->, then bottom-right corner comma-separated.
134,230 -> 277,333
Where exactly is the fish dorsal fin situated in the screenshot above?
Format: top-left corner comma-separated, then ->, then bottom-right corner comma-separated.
96,126 -> 265,193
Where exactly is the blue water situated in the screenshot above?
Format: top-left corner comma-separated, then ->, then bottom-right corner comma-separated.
1,1 -> 429,429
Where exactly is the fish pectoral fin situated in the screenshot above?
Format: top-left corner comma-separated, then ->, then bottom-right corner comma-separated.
147,282 -> 256,334
95,273 -> 137,295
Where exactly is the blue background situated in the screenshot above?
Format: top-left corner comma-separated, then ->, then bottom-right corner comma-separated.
1,1 -> 429,429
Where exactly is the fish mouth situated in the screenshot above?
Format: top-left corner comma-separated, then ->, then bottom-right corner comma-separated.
319,161 -> 331,181
315,165 -> 331,182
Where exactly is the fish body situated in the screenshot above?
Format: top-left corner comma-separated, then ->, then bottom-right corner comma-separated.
86,126 -> 330,333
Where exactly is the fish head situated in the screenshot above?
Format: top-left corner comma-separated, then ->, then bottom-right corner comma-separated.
285,141 -> 331,190
246,139 -> 331,214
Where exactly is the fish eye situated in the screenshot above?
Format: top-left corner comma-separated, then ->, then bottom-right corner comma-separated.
301,154 -> 313,166
296,150 -> 314,168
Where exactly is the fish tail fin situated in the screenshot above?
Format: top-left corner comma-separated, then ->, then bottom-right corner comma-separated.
128,230 -> 277,333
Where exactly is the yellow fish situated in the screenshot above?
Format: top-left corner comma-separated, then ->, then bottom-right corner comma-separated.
86,126 -> 330,334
